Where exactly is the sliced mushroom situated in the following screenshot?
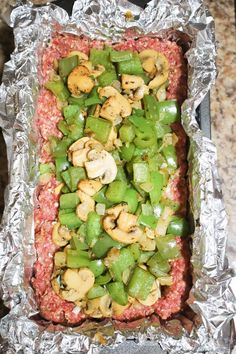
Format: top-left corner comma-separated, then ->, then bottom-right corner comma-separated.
81,60 -> 93,72
91,64 -> 105,78
54,251 -> 67,267
121,74 -> 144,90
85,149 -> 117,184
67,51 -> 88,61
68,65 -> 95,95
76,190 -> 95,221
61,268 -> 95,301
51,277 -> 61,295
106,204 -> 128,218
52,222 -> 72,246
68,137 -> 102,167
98,86 -> 132,123
138,280 -> 161,306
133,85 -> 149,101
78,179 -> 102,196
103,209 -> 142,244
139,49 -> 159,76
148,71 -> 169,90
85,294 -> 112,318
145,227 -> 155,239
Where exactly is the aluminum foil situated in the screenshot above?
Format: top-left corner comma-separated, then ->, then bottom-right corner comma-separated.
0,0 -> 235,353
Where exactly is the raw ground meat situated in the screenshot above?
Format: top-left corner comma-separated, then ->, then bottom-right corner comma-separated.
32,33 -> 190,325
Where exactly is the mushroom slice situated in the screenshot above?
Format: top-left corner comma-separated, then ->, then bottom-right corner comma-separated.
106,204 -> 128,218
51,277 -> 61,295
85,294 -> 112,318
52,222 -> 71,247
71,148 -> 90,167
85,149 -> 117,184
68,65 -> 94,95
133,85 -> 149,101
98,86 -> 132,122
121,74 -> 144,90
67,51 -> 88,61
78,179 -> 102,196
103,210 -> 142,244
139,49 -> 159,61
76,191 -> 95,221
138,280 -> 161,306
69,137 -> 90,153
68,137 -> 100,167
63,268 -> 95,301
148,71 -> 169,90
104,126 -> 117,151
91,64 -> 105,78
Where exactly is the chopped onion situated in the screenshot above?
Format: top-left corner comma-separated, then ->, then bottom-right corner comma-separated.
72,306 -> 81,315
96,203 -> 106,215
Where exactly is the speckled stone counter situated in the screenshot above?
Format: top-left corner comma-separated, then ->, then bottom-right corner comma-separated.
206,0 -> 236,269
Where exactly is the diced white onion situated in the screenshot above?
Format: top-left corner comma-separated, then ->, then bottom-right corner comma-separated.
96,203 -> 106,215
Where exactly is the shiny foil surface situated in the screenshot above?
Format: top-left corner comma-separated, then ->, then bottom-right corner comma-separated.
0,0 -> 235,353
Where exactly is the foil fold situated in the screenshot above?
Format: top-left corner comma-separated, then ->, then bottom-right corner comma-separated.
0,0 -> 235,353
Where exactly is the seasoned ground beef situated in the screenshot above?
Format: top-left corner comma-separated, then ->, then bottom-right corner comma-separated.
32,33 -> 190,324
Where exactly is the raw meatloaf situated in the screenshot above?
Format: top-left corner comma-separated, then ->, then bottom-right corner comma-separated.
32,33 -> 190,324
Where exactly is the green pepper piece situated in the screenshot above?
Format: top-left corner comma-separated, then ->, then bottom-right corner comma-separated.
155,121 -> 172,139
143,95 -> 159,120
147,252 -> 171,277
132,108 -> 145,117
107,282 -> 128,306
90,47 -> 114,70
157,100 -> 180,124
149,171 -> 164,206
55,156 -> 70,181
138,214 -> 157,229
120,143 -> 135,161
69,166 -> 86,192
68,95 -> 87,106
117,54 -> 143,75
63,105 -> 80,122
138,251 -> 155,264
156,234 -> 180,260
115,166 -> 128,184
87,285 -> 107,299
58,208 -> 75,216
84,87 -> 103,106
110,50 -> 133,62
70,235 -> 89,250
109,248 -> 135,281
123,188 -> 138,213
59,212 -> 82,229
58,55 -> 78,78
45,75 -> 70,101
89,259 -> 105,277
134,129 -> 157,148
59,192 -> 80,209
61,185 -> 70,194
167,216 -> 189,236
57,120 -> 69,136
86,211 -> 102,247
162,145 -> 178,169
93,186 -> 114,208
119,124 -> 135,143
97,70 -> 117,87
95,272 -> 112,285
128,243 -> 141,261
127,267 -> 155,300
105,180 -> 127,203
49,136 -> 73,159
92,233 -> 124,258
133,162 -> 149,183
85,116 -> 112,144
66,249 -> 90,268
78,223 -> 87,238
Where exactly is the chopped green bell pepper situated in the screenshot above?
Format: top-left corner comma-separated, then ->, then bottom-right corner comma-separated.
87,285 -> 107,299
127,267 -> 155,300
156,234 -> 180,260
58,55 -> 78,79
85,115 -> 112,144
59,212 -> 82,229
107,282 -> 128,306
85,211 -> 102,246
167,216 -> 189,236
105,180 -> 127,203
59,192 -> 80,209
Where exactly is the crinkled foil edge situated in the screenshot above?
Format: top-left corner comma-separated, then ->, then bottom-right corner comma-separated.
0,1 -> 235,353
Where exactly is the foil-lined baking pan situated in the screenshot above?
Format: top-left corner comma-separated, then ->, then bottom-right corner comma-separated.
0,1 -> 235,353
